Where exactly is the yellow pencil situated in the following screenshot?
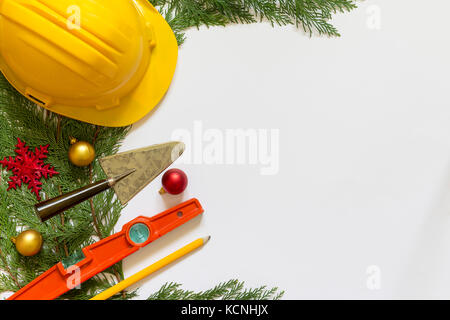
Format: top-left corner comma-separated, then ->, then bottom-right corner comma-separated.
90,236 -> 211,300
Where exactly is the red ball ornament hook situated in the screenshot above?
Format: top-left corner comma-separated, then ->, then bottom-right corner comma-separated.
159,169 -> 188,195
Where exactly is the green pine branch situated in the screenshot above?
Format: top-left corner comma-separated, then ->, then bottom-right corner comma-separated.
148,280 -> 284,300
150,0 -> 358,45
0,75 -> 130,298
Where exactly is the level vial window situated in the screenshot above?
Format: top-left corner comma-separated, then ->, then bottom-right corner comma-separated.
128,223 -> 150,244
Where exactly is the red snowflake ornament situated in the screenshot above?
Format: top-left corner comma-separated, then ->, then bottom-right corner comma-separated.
0,138 -> 59,200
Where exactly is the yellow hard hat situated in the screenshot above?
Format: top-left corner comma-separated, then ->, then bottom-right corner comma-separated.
0,0 -> 178,127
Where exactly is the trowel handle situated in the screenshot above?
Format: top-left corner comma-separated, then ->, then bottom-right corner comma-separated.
35,170 -> 134,222
35,179 -> 110,222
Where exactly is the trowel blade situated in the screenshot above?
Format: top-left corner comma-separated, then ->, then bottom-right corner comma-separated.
99,141 -> 185,204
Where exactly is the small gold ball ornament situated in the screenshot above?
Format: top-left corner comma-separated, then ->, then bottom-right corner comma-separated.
11,230 -> 43,257
68,137 -> 96,167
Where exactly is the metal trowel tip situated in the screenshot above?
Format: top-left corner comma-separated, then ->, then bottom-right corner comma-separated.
109,169 -> 136,185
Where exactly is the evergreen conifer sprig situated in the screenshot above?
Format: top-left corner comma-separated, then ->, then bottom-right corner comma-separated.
0,76 -> 131,299
151,0 -> 357,44
148,280 -> 284,300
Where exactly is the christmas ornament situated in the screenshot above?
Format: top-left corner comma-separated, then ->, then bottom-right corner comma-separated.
9,199 -> 203,300
160,169 -> 188,195
36,141 -> 185,221
0,138 -> 59,200
11,230 -> 43,257
68,137 -> 96,167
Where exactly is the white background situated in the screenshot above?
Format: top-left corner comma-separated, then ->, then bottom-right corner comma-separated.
119,0 -> 450,299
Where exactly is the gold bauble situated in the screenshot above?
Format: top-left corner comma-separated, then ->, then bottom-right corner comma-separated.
11,230 -> 43,257
68,137 -> 96,167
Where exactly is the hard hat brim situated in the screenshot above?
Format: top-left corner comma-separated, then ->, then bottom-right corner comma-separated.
42,3 -> 178,127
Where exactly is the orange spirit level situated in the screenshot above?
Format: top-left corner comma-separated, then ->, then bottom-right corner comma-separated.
8,198 -> 203,300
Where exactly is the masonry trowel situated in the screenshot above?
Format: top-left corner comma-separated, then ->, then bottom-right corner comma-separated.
35,141 -> 185,222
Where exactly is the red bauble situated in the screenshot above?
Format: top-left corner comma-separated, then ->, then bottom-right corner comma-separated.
160,169 -> 188,195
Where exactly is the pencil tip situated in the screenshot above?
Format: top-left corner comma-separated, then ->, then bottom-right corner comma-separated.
203,235 -> 211,244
